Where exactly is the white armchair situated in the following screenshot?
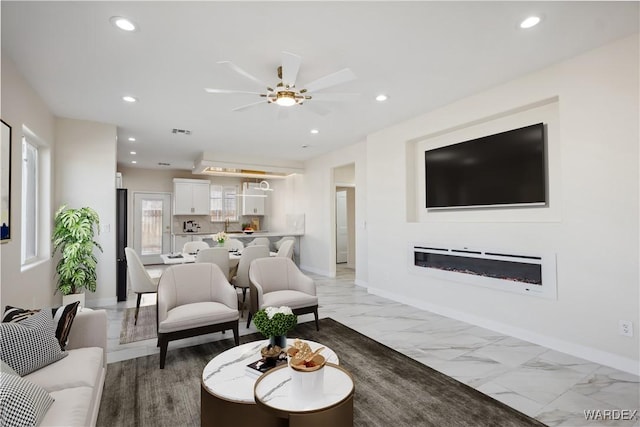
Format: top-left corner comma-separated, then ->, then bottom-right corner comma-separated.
246,257 -> 319,330
157,263 -> 239,368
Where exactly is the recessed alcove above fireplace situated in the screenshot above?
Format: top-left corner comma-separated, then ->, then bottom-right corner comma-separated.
410,244 -> 557,299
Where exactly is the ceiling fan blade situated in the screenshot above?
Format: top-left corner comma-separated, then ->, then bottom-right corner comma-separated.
231,100 -> 267,112
217,60 -> 269,89
309,93 -> 360,102
281,51 -> 302,88
205,88 -> 264,95
303,68 -> 356,93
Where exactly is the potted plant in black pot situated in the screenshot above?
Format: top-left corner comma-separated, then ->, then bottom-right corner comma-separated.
52,205 -> 103,307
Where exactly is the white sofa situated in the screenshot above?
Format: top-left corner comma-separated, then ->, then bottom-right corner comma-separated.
23,309 -> 107,427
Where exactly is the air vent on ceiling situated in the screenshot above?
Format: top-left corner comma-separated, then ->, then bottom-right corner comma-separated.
158,162 -> 171,166
171,128 -> 191,135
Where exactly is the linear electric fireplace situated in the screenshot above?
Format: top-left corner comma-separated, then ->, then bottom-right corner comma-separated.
410,244 -> 557,299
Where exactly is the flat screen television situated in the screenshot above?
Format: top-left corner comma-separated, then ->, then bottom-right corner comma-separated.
425,123 -> 546,209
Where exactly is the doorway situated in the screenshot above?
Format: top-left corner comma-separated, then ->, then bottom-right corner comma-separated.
133,192 -> 172,265
333,162 -> 356,272
336,190 -> 348,264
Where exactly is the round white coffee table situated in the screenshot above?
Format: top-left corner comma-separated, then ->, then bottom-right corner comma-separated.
201,339 -> 338,427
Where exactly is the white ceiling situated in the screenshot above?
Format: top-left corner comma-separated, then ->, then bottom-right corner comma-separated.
2,1 -> 638,172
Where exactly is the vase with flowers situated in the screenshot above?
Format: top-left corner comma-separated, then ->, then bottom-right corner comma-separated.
253,306 -> 297,349
213,231 -> 227,247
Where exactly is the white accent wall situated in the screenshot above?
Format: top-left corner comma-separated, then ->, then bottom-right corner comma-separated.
55,118 -> 118,307
363,35 -> 639,373
0,54 -> 56,309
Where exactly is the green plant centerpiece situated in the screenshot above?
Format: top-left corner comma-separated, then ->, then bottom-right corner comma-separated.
52,205 -> 103,296
253,306 -> 297,351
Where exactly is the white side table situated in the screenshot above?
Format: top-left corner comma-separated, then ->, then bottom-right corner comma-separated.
254,363 -> 354,427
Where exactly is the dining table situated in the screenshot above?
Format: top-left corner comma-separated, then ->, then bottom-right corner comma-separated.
159,249 -> 277,278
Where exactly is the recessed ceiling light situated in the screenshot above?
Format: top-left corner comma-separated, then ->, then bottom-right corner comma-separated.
520,16 -> 541,29
131,160 -> 137,164
375,94 -> 388,102
128,137 -> 136,142
110,16 -> 137,32
122,95 -> 137,103
130,151 -> 136,155
310,129 -> 319,134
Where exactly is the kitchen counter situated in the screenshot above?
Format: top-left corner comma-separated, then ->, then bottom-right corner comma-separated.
173,231 -> 303,237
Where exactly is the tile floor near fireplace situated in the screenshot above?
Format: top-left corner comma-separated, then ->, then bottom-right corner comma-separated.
100,265 -> 639,427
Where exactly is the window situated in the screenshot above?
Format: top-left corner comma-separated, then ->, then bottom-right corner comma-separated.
21,138 -> 38,263
210,185 -> 238,222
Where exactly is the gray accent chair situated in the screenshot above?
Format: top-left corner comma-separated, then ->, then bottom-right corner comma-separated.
246,257 -> 319,330
157,263 -> 239,368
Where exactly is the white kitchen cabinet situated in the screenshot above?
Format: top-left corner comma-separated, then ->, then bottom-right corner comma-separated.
173,178 -> 210,215
241,182 -> 265,215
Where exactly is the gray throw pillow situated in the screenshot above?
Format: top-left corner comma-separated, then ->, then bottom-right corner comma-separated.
0,370 -> 54,427
0,310 -> 68,376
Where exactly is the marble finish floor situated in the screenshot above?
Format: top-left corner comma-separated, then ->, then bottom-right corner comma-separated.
99,265 -> 639,427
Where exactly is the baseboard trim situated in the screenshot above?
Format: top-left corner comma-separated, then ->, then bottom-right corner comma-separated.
368,286 -> 640,376
354,278 -> 368,288
300,264 -> 333,277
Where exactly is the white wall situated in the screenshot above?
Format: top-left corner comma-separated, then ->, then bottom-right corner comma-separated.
0,54 -> 56,308
55,118 -> 117,307
300,141 -> 367,284
364,35 -> 639,373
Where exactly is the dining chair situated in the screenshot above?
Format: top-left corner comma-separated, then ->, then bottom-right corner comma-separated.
230,245 -> 269,315
157,263 -> 239,368
276,239 -> 294,259
224,238 -> 245,252
273,236 -> 295,251
247,237 -> 270,250
196,247 -> 231,280
247,257 -> 319,330
124,247 -> 159,325
183,240 -> 209,254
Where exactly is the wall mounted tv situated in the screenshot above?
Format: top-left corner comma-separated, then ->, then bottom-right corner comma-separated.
425,123 -> 546,209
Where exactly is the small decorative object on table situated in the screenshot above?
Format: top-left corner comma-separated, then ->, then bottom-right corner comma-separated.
213,231 -> 227,247
246,306 -> 297,377
287,339 -> 327,402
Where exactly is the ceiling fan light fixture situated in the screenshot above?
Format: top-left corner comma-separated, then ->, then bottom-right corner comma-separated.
274,91 -> 298,107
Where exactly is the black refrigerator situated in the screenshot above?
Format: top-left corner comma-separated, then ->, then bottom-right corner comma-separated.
116,188 -> 128,302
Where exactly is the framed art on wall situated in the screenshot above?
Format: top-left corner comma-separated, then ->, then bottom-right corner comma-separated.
1,119 -> 11,242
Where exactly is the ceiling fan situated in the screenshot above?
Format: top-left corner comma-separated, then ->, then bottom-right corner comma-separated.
205,51 -> 358,113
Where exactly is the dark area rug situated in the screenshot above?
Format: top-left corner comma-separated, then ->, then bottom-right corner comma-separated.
119,305 -> 157,344
99,318 -> 546,427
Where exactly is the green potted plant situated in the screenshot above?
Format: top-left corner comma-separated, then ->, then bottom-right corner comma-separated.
253,306 -> 297,348
52,205 -> 103,307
